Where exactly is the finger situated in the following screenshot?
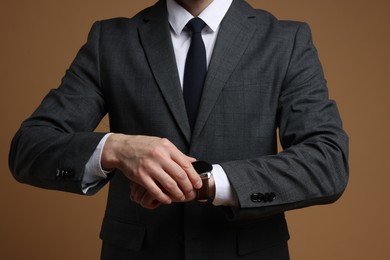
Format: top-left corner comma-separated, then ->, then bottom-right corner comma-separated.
185,189 -> 196,201
129,182 -> 138,201
129,183 -> 144,203
154,139 -> 201,190
187,156 -> 197,162
142,176 -> 172,205
171,152 -> 202,189
129,182 -> 141,198
150,167 -> 186,202
129,161 -> 185,202
140,192 -> 161,210
134,185 -> 147,204
161,160 -> 194,197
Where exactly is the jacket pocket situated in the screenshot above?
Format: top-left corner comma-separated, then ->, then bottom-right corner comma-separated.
99,216 -> 146,251
237,215 -> 290,256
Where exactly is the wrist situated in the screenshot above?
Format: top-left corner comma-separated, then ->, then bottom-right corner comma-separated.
101,133 -> 122,170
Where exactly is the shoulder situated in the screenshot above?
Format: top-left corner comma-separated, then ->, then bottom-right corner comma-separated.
240,1 -> 310,38
249,8 -> 313,48
82,5 -> 156,46
92,4 -> 156,33
259,10 -> 307,33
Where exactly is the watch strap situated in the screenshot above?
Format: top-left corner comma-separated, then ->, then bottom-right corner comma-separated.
196,177 -> 210,201
192,161 -> 213,202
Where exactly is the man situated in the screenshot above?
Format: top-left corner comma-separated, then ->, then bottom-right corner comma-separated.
9,0 -> 349,259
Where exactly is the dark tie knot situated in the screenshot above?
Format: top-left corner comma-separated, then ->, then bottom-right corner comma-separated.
186,17 -> 206,34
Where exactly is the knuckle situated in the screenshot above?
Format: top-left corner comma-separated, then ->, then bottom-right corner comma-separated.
140,201 -> 149,208
183,187 -> 193,195
140,160 -> 153,172
136,172 -> 146,183
148,187 -> 160,198
181,162 -> 194,173
181,161 -> 191,169
132,169 -> 142,177
160,138 -> 171,147
176,171 -> 187,181
165,181 -> 177,191
150,146 -> 165,159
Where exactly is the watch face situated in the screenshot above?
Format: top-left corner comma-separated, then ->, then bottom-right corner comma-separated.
192,161 -> 213,174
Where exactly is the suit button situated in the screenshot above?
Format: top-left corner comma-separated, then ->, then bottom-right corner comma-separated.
64,170 -> 75,178
262,192 -> 276,202
269,192 -> 276,201
251,193 -> 266,202
265,193 -> 270,202
251,193 -> 260,202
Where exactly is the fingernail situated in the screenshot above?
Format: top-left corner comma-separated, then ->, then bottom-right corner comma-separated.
196,180 -> 202,189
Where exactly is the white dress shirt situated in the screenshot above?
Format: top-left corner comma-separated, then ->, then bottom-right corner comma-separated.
82,0 -> 238,207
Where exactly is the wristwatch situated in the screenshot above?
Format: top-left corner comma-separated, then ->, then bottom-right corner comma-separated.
192,161 -> 213,202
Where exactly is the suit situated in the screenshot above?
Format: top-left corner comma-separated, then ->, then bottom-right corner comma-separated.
9,0 -> 349,259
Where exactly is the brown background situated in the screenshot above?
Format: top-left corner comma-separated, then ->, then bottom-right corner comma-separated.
1,0 -> 389,259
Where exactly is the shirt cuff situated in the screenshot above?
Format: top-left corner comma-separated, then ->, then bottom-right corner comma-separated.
81,133 -> 113,194
212,164 -> 239,207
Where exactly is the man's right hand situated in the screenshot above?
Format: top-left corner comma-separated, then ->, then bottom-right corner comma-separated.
101,134 -> 202,204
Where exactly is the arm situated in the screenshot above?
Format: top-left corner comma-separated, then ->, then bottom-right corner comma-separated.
221,22 -> 349,219
9,22 -> 201,198
9,22 -> 107,194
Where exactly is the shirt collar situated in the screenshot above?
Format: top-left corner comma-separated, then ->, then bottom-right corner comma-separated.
167,0 -> 233,35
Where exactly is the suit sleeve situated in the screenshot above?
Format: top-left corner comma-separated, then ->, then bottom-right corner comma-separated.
9,21 -> 110,195
220,23 -> 349,219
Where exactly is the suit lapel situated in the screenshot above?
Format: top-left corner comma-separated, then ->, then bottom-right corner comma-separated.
138,1 -> 191,143
192,0 -> 257,141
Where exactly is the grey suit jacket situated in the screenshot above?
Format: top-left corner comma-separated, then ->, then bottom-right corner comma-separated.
9,0 -> 348,259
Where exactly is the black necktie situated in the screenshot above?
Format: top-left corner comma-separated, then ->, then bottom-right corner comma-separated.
183,17 -> 207,131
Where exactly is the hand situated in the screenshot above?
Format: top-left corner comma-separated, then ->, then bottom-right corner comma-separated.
101,134 -> 202,205
130,176 -> 216,210
129,181 -> 196,209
